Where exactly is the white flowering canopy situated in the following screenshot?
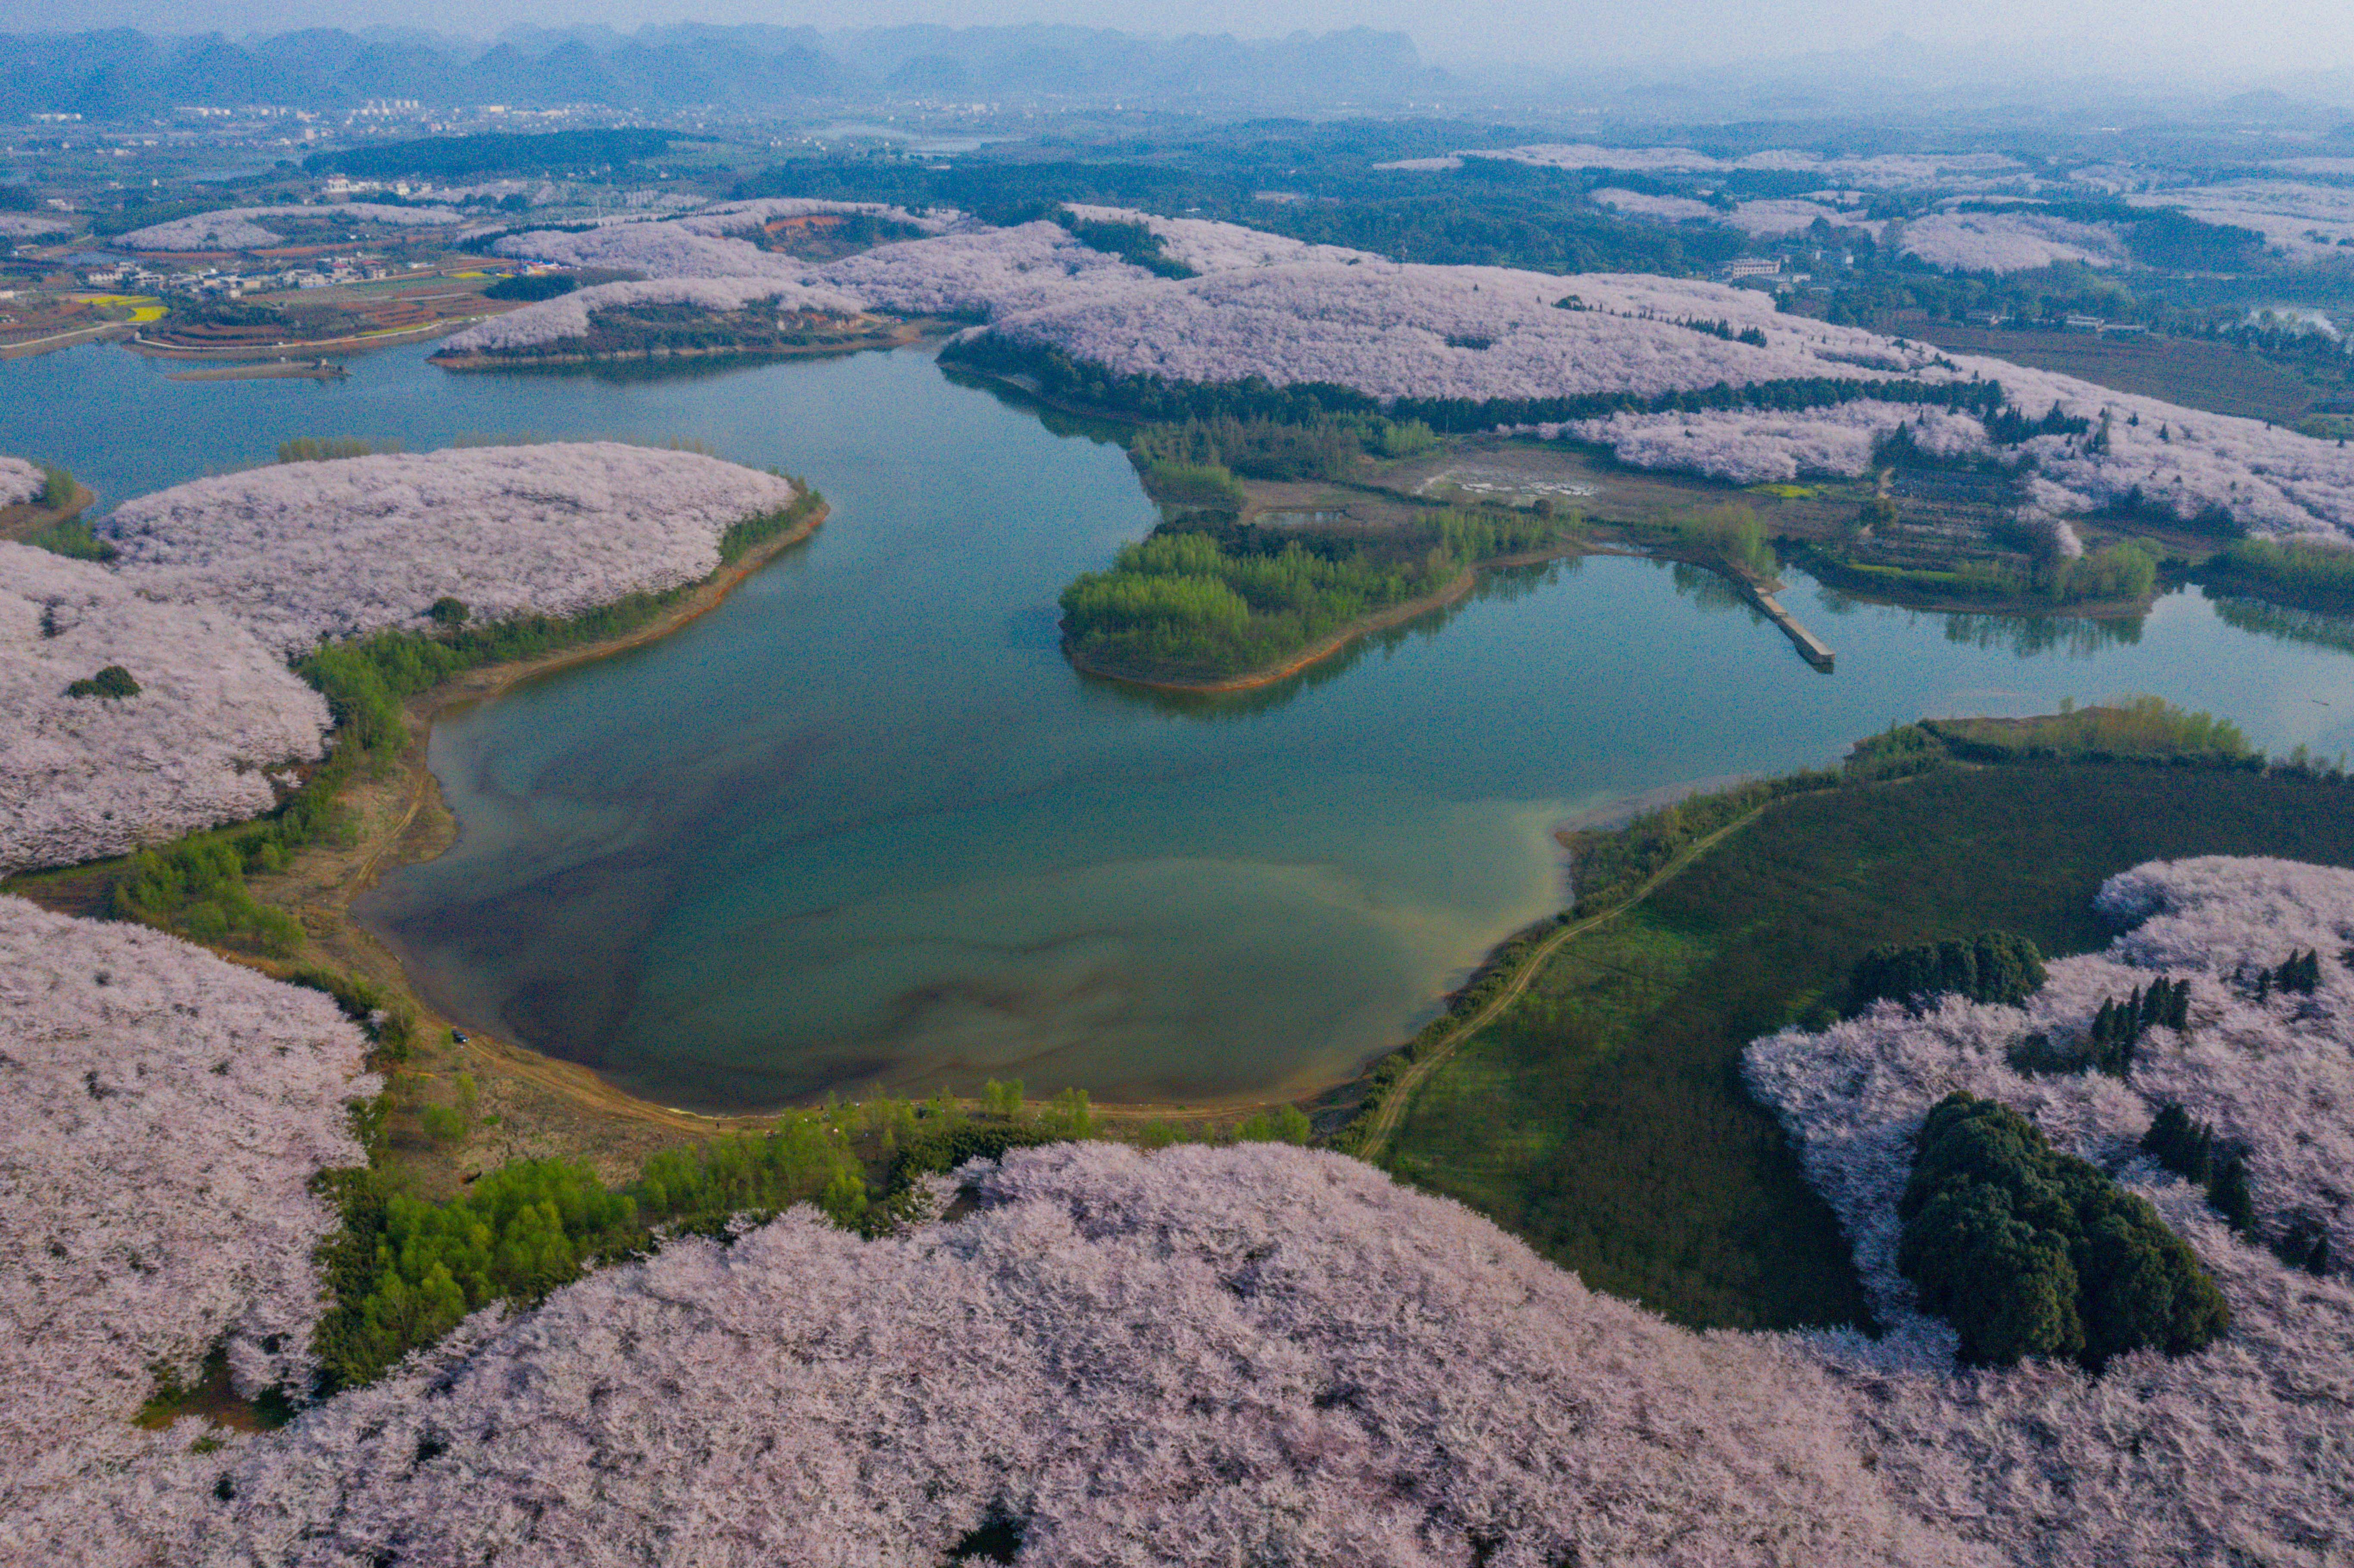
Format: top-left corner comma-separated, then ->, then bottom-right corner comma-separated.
1561,401 -> 1989,484
0,898 -> 373,1533
986,259 -> 1926,401
1062,202 -> 1379,271
0,453 -> 44,508
0,542 -> 330,874
104,442 -> 804,655
1898,212 -> 2126,272
151,1143 -> 1937,1566
1729,200 -> 1885,240
676,197 -> 955,237
1591,188 -> 1720,223
5,857 -> 2352,1563
441,275 -> 869,354
1747,856 -> 2354,1564
2130,181 -> 2354,261
474,197 -> 2354,543
113,203 -> 460,251
1464,146 -> 2026,189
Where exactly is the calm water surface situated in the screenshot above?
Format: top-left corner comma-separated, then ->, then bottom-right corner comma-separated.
6,342 -> 2351,1109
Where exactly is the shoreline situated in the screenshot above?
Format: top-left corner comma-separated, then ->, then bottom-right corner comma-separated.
431,321 -> 930,372
7,496 -> 836,1161
168,361 -> 348,383
0,481 -> 95,544
125,317 -> 480,359
262,501 -> 1326,1139
1792,545 -> 2157,621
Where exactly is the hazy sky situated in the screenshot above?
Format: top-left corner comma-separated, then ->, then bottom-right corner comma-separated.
0,0 -> 2348,81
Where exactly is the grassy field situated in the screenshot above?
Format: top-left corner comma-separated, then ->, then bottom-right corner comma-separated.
1383,757 -> 2354,1333
1891,314 -> 2315,422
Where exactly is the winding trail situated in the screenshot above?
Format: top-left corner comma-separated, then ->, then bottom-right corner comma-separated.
1354,803 -> 1769,1163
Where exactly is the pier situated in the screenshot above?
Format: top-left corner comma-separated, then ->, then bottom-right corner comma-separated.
1747,586 -> 1836,671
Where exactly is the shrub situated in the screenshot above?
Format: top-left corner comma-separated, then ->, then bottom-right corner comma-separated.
1138,457 -> 1247,511
979,1078 -> 1026,1120
1236,1105 -> 1311,1144
39,464 -> 72,507
2015,978 -> 2190,1075
315,1119 -> 877,1391
1671,503 -> 1773,576
2217,536 -> 2354,602
2275,1212 -> 2333,1276
1898,1093 -> 2229,1367
65,664 -> 140,699
2207,1152 -> 2255,1233
1924,698 -> 2255,767
27,517 -> 115,561
277,436 -> 399,464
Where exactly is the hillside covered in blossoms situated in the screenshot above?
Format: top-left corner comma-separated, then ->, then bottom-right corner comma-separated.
4,847 -> 2347,1564
0,443 -> 806,874
468,199 -> 2354,546
104,442 -> 804,653
0,897 -> 374,1542
0,541 -> 331,873
8,91 -> 2354,1567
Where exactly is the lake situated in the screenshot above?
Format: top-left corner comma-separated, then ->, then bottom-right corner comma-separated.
5,340 -> 2351,1111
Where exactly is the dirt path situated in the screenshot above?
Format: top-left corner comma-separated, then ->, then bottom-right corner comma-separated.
1352,804 -> 1769,1162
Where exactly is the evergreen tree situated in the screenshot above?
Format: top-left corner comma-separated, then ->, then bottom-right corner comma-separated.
1900,1093 -> 2230,1368
2141,1103 -> 2215,1184
2208,1153 -> 2256,1234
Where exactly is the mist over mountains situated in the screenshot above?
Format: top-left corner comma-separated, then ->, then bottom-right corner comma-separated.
0,24 -> 1446,118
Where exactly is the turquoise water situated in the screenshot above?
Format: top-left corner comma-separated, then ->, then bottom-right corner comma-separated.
6,341 -> 2352,1110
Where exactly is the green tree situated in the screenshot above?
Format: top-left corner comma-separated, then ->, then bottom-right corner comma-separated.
66,664 -> 140,699
1898,1094 -> 2229,1368
2207,1153 -> 2255,1233
1236,1105 -> 1312,1144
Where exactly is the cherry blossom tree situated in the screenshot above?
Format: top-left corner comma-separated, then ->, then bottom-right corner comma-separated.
442,276 -> 869,354
1747,856 -> 2354,1565
0,897 -> 373,1534
102,443 -> 804,654
115,205 -> 459,250
1561,402 -> 1987,483
1591,189 -> 1721,222
0,453 -> 44,507
158,1144 -> 1934,1567
1897,213 -> 2127,273
0,542 -> 330,874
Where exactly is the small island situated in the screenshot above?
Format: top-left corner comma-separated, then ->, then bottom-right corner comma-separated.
433,296 -> 923,369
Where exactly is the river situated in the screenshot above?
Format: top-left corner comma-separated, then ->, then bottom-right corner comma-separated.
5,340 -> 2350,1110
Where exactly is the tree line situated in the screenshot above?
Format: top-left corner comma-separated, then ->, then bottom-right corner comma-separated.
944,332 -> 2018,436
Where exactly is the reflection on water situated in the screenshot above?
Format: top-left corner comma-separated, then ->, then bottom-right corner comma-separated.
1939,608 -> 2146,657
2211,594 -> 2354,657
5,341 -> 2353,1112
1811,584 -> 2151,659
1669,560 -> 1763,618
